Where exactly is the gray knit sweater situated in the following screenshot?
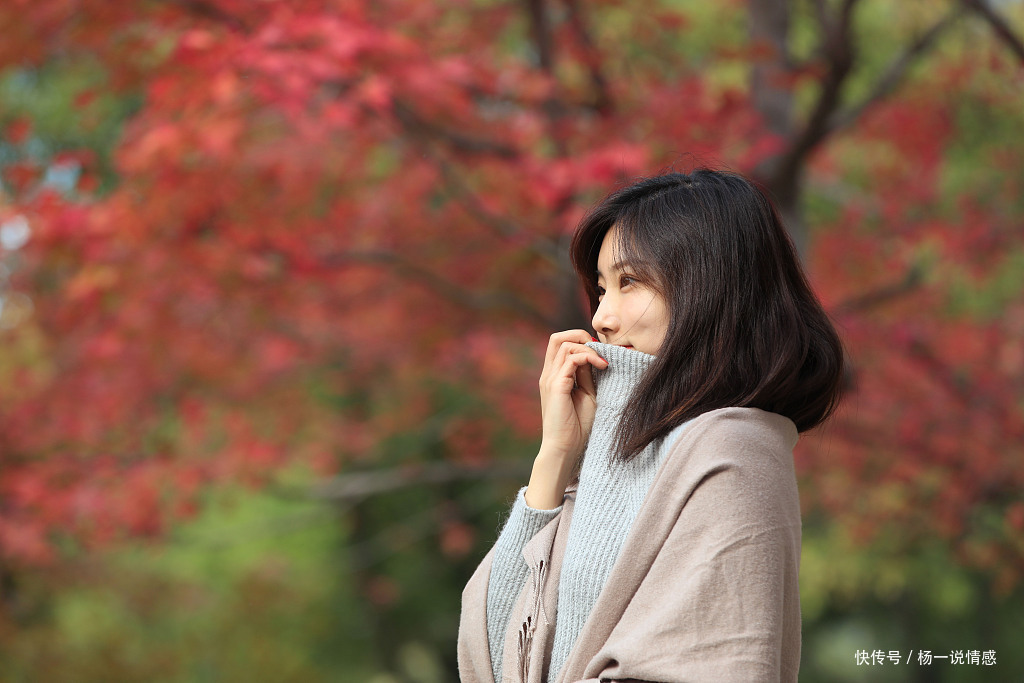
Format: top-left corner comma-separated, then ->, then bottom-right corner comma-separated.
485,342 -> 683,683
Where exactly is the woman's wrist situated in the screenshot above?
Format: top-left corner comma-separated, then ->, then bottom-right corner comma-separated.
524,446 -> 577,510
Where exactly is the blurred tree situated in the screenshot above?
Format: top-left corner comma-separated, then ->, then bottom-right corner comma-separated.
0,0 -> 1022,680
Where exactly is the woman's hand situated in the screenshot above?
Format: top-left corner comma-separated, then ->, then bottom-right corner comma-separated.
525,330 -> 609,509
539,330 -> 608,458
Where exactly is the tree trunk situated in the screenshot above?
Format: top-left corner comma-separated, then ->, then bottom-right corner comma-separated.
747,0 -> 809,258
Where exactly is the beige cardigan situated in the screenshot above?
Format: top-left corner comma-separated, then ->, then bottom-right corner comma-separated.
458,407 -> 802,683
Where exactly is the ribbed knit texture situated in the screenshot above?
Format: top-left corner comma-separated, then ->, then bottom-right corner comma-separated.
486,488 -> 561,683
546,342 -> 668,682
484,342 -> 677,683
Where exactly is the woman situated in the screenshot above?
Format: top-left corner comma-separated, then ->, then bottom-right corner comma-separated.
458,170 -> 845,683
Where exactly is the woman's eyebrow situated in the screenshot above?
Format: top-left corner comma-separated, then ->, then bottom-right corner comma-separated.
596,259 -> 638,277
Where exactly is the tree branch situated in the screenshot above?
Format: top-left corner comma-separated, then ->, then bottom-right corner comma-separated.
756,0 -> 864,257
391,101 -> 519,159
769,0 -> 862,196
962,0 -> 1024,64
168,0 -> 251,33
564,0 -> 613,115
906,337 -> 973,407
833,265 -> 924,314
828,7 -> 964,134
309,461 -> 531,503
522,0 -> 570,156
320,249 -> 557,327
749,0 -> 794,139
525,0 -> 555,72
429,154 -> 561,265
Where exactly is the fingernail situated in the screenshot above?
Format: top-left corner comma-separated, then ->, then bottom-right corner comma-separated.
591,337 -> 598,342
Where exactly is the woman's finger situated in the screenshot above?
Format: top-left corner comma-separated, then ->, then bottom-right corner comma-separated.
556,350 -> 605,393
574,356 -> 597,396
543,342 -> 607,390
544,330 -> 595,367
555,342 -> 608,372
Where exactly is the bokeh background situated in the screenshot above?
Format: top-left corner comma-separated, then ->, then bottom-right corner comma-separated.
1,1 -> 1022,681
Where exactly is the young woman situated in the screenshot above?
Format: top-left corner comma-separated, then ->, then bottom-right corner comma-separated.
458,169 -> 845,683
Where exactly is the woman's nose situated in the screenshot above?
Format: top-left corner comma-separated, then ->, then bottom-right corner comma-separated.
592,301 -> 618,337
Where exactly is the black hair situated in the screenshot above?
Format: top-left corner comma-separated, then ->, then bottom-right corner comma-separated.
570,169 -> 845,459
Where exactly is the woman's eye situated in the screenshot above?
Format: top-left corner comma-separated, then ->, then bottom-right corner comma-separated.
596,285 -> 606,298
620,276 -> 637,288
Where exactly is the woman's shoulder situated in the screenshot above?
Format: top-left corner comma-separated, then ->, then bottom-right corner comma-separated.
652,407 -> 801,523
662,407 -> 799,478
667,405 -> 797,447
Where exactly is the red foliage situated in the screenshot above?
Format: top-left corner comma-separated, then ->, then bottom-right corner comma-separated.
0,0 -> 1021,589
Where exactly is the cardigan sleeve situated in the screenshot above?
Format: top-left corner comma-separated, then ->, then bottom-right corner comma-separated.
485,486 -> 562,683
581,425 -> 802,683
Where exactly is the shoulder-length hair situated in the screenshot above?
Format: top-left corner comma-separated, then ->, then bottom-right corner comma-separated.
570,169 -> 845,460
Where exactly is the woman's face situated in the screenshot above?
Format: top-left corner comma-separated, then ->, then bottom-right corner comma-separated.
593,227 -> 670,355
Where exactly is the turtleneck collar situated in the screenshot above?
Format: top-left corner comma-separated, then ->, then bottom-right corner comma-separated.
585,341 -> 656,412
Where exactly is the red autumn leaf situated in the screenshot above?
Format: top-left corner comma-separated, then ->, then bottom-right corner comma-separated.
5,117 -> 32,145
